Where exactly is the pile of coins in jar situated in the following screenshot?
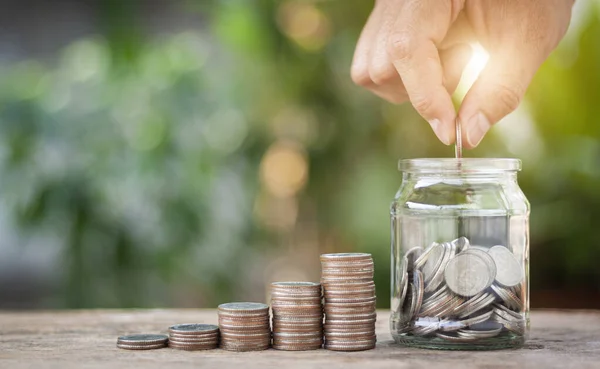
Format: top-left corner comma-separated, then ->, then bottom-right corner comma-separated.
116,253 -> 377,352
395,237 -> 525,342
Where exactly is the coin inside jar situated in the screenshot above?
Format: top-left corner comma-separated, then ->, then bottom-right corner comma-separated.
488,245 -> 524,287
444,252 -> 492,297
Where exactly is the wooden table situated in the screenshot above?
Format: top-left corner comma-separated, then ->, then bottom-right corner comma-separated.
1,309 -> 599,368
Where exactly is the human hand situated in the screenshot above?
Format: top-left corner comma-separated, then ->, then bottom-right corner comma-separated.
351,0 -> 574,148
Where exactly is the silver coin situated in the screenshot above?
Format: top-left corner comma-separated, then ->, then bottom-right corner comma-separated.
404,247 -> 423,272
416,243 -> 444,282
402,282 -> 417,323
117,334 -> 168,345
491,309 -> 525,334
460,309 -> 494,327
460,248 -> 497,288
117,342 -> 167,350
425,242 -> 456,293
467,245 -> 491,252
491,284 -> 523,311
419,289 -> 453,317
452,292 -> 484,317
444,252 -> 492,297
456,328 -> 501,339
320,253 -> 372,262
455,118 -> 462,159
488,246 -> 523,287
272,281 -> 321,288
218,302 -> 269,312
433,295 -> 465,318
492,306 -> 524,325
457,292 -> 495,318
412,324 -> 438,336
423,285 -> 450,303
420,295 -> 448,317
168,336 -> 219,344
457,327 -> 502,339
169,324 -> 219,335
413,270 -> 424,318
436,332 -> 479,342
398,275 -> 408,311
452,237 -> 470,253
493,303 -> 523,320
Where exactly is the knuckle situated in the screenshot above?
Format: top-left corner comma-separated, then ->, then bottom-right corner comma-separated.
350,64 -> 372,86
495,83 -> 523,112
387,32 -> 414,60
386,93 -> 407,105
411,96 -> 435,115
369,63 -> 397,85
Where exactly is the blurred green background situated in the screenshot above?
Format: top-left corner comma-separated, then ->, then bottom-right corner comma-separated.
1,0 -> 599,310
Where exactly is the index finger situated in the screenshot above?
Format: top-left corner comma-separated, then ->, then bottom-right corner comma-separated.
386,1 -> 458,145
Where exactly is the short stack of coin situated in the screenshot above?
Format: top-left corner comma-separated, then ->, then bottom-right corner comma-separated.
116,334 -> 168,350
270,282 -> 323,351
168,324 -> 219,350
218,302 -> 271,351
321,253 -> 377,351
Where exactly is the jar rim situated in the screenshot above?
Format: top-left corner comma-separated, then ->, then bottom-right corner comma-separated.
398,158 -> 521,173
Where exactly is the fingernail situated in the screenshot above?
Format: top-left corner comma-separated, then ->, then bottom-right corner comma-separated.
466,112 -> 491,147
428,119 -> 451,145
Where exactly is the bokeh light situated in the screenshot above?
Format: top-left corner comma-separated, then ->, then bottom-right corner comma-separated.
259,140 -> 308,198
276,1 -> 331,51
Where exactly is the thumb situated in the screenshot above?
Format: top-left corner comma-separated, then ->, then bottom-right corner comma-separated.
458,51 -> 539,148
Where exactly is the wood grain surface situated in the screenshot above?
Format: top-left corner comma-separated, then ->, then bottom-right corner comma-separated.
1,309 -> 599,369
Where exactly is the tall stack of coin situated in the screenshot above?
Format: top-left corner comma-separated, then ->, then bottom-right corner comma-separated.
270,282 -> 323,351
116,334 -> 168,350
321,253 -> 377,351
168,324 -> 219,350
218,302 -> 271,351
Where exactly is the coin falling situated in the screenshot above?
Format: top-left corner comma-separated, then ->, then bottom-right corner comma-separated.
455,118 -> 462,159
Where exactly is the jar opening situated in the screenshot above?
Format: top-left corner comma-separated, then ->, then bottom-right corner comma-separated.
398,158 -> 521,173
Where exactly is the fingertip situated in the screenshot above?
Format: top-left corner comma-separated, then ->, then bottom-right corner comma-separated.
461,111 -> 491,148
428,118 -> 453,146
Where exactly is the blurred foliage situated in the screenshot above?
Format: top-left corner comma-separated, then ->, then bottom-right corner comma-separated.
0,0 -> 599,308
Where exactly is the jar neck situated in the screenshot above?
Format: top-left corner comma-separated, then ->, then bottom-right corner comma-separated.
402,171 -> 518,182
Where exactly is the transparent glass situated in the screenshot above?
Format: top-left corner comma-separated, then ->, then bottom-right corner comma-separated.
390,158 -> 530,350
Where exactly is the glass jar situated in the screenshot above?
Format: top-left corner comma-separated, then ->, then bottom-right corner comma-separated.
390,158 -> 529,350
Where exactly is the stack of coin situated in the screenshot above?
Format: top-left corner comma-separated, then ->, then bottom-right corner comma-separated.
218,302 -> 271,351
270,282 -> 323,351
116,334 -> 168,350
321,253 -> 377,351
168,324 -> 219,350
396,237 -> 526,342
